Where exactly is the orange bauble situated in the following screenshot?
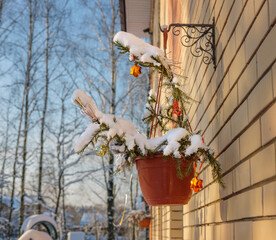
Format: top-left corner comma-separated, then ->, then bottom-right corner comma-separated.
130,64 -> 141,77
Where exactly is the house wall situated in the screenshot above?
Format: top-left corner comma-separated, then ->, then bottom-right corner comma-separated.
151,0 -> 276,239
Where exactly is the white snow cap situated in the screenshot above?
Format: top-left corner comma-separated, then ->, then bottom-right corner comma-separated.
74,123 -> 100,153
172,77 -> 179,84
148,128 -> 189,158
74,114 -> 141,154
185,134 -> 208,156
19,230 -> 52,240
163,128 -> 189,158
149,89 -> 156,98
100,114 -> 137,137
73,89 -> 141,154
113,31 -> 165,66
21,214 -> 57,234
72,89 -> 138,137
72,89 -> 103,120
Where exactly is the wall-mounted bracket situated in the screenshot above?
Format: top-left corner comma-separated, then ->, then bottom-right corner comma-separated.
160,17 -> 216,69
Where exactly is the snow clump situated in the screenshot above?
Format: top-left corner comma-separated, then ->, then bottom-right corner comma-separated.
185,135 -> 209,156
113,31 -> 169,68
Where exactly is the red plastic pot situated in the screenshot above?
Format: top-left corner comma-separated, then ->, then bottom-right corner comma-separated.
138,218 -> 151,228
135,154 -> 194,206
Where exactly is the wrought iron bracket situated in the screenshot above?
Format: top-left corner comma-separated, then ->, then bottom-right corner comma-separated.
160,17 -> 216,69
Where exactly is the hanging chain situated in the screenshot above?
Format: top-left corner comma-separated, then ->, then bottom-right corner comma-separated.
150,28 -> 168,138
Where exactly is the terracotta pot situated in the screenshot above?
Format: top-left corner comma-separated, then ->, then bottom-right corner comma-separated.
138,218 -> 151,228
135,154 -> 194,206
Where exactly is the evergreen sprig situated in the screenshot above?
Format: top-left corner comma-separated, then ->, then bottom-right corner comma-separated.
109,39 -> 225,187
114,41 -> 173,78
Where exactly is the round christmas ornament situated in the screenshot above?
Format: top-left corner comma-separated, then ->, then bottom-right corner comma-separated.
94,144 -> 108,157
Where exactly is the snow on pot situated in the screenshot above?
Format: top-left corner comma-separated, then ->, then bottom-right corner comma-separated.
126,210 -> 152,228
19,229 -> 53,240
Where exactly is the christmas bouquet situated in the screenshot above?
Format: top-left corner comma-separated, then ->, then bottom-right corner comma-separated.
72,31 -> 223,194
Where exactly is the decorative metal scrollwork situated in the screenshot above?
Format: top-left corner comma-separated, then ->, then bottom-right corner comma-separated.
160,17 -> 216,69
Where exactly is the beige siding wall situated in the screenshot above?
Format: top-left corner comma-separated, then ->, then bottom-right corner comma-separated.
151,0 -> 276,239
152,206 -> 183,240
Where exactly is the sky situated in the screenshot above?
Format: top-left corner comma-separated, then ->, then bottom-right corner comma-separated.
0,0 -> 148,210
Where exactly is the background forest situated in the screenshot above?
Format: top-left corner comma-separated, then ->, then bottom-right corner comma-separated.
0,0 -> 149,239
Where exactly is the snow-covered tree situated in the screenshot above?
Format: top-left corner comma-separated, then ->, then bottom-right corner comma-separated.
75,1 -> 149,239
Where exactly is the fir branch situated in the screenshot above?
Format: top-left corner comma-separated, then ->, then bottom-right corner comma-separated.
204,151 -> 225,187
184,160 -> 194,177
114,40 -> 173,78
174,158 -> 185,179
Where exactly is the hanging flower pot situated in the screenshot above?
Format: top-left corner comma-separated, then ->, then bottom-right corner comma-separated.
135,154 -> 194,206
138,217 -> 151,228
126,210 -> 151,228
72,32 -> 225,210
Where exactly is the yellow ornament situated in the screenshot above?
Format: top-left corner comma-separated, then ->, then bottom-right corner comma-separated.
95,145 -> 108,156
130,63 -> 141,77
190,173 -> 203,193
